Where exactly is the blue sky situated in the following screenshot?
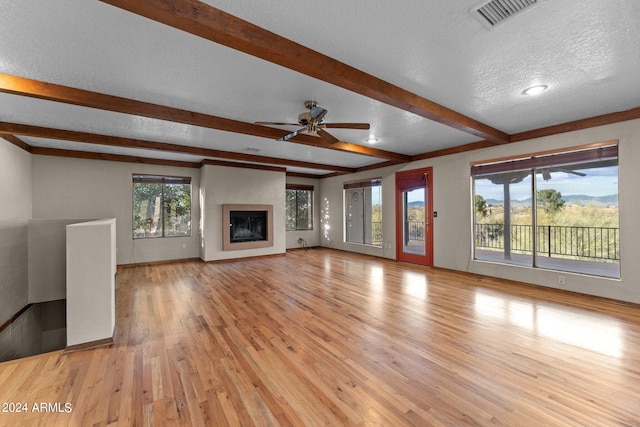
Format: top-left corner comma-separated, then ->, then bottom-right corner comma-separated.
475,166 -> 619,201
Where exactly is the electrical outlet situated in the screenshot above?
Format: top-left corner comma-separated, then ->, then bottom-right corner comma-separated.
558,275 -> 565,285
182,243 -> 187,249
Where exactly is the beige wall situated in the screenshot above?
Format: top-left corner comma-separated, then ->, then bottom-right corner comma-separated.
319,119 -> 640,304
18,118 -> 640,304
28,219 -> 80,303
0,140 -> 32,324
200,164 -> 286,261
429,119 -> 640,303
32,155 -> 201,265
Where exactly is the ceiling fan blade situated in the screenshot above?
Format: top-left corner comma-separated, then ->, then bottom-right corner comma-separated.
317,129 -> 339,144
277,127 -> 306,142
322,123 -> 370,130
309,106 -> 328,122
255,121 -> 299,127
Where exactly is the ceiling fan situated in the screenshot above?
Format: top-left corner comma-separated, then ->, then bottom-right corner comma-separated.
256,100 -> 370,143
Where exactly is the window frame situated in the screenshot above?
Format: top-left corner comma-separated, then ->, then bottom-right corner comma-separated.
471,143 -> 619,277
132,174 -> 192,239
285,184 -> 314,231
343,178 -> 383,246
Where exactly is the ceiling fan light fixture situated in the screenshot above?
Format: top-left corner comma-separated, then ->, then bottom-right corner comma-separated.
522,84 -> 548,96
260,101 -> 370,142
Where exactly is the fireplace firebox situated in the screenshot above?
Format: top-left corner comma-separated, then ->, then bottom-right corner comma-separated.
230,210 -> 267,243
222,204 -> 274,251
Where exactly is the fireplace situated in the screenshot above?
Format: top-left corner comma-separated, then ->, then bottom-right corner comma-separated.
222,204 -> 274,251
230,210 -> 267,242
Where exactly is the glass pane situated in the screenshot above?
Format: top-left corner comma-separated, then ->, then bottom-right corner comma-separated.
367,185 -> 382,246
345,185 -> 382,246
164,183 -> 191,237
535,161 -> 619,278
403,188 -> 425,255
295,190 -> 313,230
285,190 -> 297,231
133,183 -> 163,238
345,189 -> 364,243
373,185 -> 382,246
474,171 -> 533,266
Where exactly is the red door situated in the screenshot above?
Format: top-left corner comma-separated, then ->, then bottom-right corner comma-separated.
396,167 -> 433,266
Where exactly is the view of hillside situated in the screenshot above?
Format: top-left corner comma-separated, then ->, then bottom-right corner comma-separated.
474,189 -> 620,262
476,203 -> 619,228
484,194 -> 619,207
476,193 -> 619,228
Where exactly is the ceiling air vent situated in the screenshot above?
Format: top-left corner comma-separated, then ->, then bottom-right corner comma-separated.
470,0 -> 542,29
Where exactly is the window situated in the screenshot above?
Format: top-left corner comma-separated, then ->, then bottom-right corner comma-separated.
286,184 -> 313,231
133,175 -> 191,239
472,144 -> 619,278
344,178 -> 382,246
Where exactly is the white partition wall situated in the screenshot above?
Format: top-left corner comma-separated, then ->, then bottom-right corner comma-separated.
66,218 -> 116,348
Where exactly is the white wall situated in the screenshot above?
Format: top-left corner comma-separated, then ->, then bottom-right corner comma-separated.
319,119 -> 640,304
0,139 -> 32,323
285,176 -> 321,249
200,164 -> 286,261
32,155 -> 201,265
66,218 -> 116,346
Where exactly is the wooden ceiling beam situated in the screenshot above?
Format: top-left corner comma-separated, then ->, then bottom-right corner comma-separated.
98,0 -> 510,145
1,134 -> 32,152
0,73 -> 407,161
411,140 -> 499,161
31,147 -> 200,168
0,121 -> 356,173
412,106 -> 640,161
200,159 -> 286,173
511,106 -> 640,142
286,172 -> 325,179
355,160 -> 407,173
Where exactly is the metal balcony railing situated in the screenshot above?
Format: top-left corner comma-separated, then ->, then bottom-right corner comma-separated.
475,223 -> 619,260
371,222 -> 383,246
406,221 -> 425,241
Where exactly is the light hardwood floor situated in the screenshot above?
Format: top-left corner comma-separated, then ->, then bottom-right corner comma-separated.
1,248 -> 639,426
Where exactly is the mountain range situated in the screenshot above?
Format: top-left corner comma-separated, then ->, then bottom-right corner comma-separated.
484,194 -> 618,206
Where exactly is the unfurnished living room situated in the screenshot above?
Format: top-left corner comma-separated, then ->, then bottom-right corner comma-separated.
1,1 -> 640,426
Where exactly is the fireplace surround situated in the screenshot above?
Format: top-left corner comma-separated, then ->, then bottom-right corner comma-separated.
222,204 -> 274,251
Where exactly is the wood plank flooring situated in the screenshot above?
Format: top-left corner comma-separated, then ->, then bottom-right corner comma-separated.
1,248 -> 639,426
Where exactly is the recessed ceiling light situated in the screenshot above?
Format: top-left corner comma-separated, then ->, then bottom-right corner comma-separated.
366,137 -> 379,144
522,85 -> 548,96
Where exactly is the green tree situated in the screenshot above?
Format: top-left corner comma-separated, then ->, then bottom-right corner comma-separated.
164,183 -> 191,236
285,190 -> 297,230
475,195 -> 488,217
537,189 -> 565,214
286,189 -> 313,230
133,182 -> 191,237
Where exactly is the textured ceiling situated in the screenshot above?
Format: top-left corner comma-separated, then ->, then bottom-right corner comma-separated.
0,0 -> 638,175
